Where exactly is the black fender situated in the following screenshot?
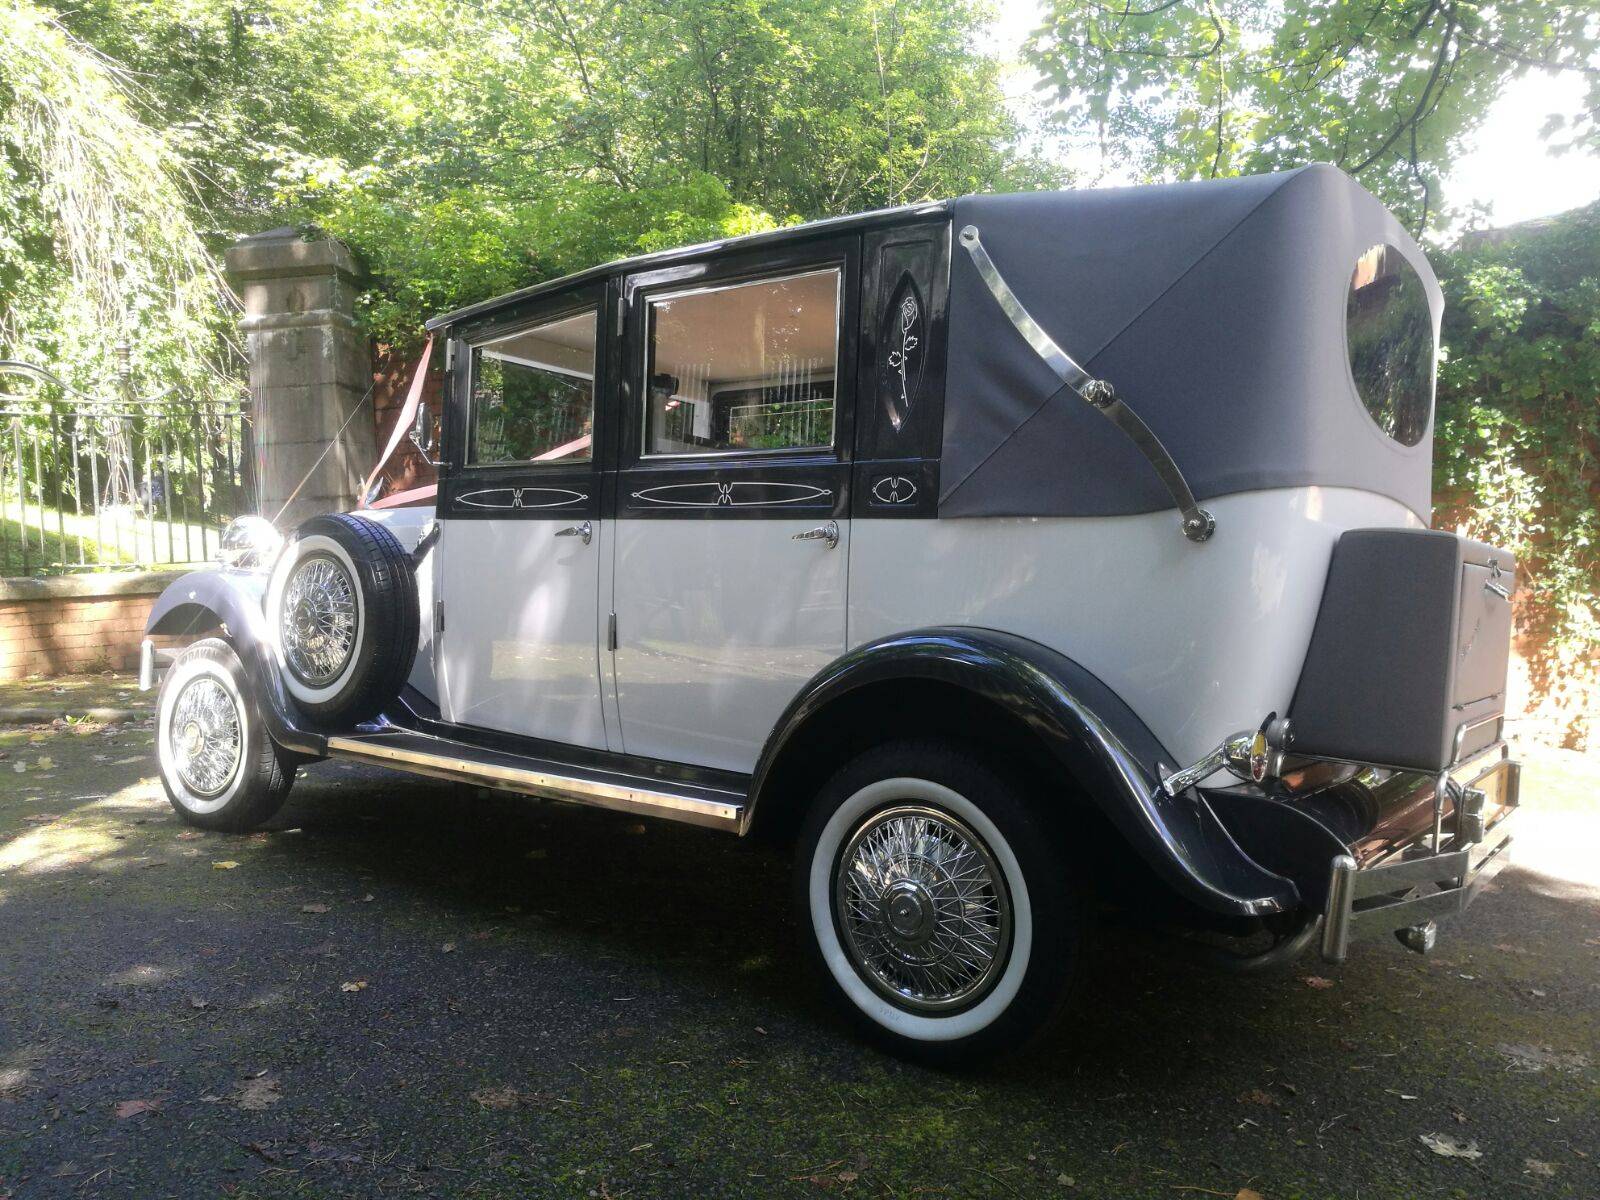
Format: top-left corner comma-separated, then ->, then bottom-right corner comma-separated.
144,569 -> 327,758
747,628 -> 1298,919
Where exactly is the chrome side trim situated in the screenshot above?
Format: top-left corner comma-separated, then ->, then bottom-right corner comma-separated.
324,732 -> 745,831
957,224 -> 1215,543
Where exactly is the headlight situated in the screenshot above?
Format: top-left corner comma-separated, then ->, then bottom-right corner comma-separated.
218,515 -> 284,570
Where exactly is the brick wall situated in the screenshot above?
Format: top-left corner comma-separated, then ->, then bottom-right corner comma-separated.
0,573 -> 180,681
368,345 -> 442,503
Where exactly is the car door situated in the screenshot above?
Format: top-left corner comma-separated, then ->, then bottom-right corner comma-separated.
610,239 -> 858,771
436,287 -> 611,749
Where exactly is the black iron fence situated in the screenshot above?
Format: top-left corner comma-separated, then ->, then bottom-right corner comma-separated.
0,362 -> 253,576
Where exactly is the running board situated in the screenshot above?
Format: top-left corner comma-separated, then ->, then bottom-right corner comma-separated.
324,728 -> 746,831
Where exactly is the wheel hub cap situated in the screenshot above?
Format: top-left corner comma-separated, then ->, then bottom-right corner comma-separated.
280,553 -> 357,685
835,804 -> 1012,1012
169,677 -> 242,797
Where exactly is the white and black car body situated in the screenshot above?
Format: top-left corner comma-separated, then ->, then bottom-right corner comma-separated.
145,164 -> 1522,1060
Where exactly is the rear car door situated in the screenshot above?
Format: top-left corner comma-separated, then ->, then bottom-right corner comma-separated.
436,286 -> 610,748
610,238 -> 858,771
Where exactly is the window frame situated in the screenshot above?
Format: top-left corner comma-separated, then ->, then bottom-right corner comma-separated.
460,297 -> 602,473
617,233 -> 860,478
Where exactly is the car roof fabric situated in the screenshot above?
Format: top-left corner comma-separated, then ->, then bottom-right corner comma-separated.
941,164 -> 1441,522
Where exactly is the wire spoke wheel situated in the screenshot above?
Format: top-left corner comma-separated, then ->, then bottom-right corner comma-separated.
834,804 -> 1012,1013
169,676 -> 243,797
280,553 -> 358,686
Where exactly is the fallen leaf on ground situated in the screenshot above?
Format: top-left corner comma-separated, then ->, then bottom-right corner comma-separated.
1496,1043 -> 1591,1074
1524,1159 -> 1556,1178
212,861 -> 240,870
114,1099 -> 161,1119
300,903 -> 330,914
35,756 -> 52,769
340,980 -> 368,992
1237,1190 -> 1266,1200
189,998 -> 211,1011
442,942 -> 456,953
234,1075 -> 281,1110
359,893 -> 375,902
177,830 -> 203,840
1420,1132 -> 1482,1160
1301,976 -> 1335,989
1238,1089 -> 1277,1107
472,1086 -> 523,1110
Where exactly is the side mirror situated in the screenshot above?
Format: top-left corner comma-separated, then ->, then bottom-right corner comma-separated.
410,403 -> 443,466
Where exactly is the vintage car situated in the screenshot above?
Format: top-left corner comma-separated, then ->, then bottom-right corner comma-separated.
143,163 -> 1521,1062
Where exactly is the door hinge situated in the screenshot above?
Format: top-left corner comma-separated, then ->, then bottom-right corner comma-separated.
606,611 -> 617,651
435,599 -> 445,632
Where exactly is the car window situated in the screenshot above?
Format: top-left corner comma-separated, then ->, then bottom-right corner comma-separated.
468,308 -> 596,466
1346,244 -> 1433,447
643,267 -> 840,456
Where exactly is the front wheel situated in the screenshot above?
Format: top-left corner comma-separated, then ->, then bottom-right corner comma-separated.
156,639 -> 295,832
794,741 -> 1088,1065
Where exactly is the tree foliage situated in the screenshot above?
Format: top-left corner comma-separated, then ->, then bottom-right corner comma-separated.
1024,0 -> 1600,231
0,1 -> 236,399
26,0 -> 1055,347
1434,205 -> 1600,740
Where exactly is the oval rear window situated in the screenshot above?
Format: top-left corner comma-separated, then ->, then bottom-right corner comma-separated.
1346,244 -> 1433,446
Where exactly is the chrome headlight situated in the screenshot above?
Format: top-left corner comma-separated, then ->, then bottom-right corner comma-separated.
218,515 -> 284,570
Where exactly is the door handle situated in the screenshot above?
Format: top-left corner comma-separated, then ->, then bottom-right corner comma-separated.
791,520 -> 839,550
555,520 -> 592,546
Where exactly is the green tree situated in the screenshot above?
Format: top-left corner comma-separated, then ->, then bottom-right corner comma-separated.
1024,0 -> 1600,230
1433,205 -> 1600,744
37,0 -> 1055,344
0,0 -> 234,399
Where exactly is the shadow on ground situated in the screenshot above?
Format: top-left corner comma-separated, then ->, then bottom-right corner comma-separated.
1,714 -> 1596,1198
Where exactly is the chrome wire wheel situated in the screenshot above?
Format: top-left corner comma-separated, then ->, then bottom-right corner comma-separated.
280,552 -> 358,686
835,804 -> 1013,1013
168,676 -> 243,798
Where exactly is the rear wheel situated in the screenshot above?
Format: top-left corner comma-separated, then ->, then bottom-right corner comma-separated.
794,740 -> 1088,1065
156,639 -> 294,832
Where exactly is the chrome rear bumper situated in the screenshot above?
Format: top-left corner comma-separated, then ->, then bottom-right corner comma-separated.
1321,752 -> 1520,963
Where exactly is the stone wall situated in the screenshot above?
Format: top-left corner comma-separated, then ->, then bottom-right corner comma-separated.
225,229 -> 375,526
0,573 -> 180,681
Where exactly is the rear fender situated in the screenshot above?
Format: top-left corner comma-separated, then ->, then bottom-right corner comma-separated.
748,628 -> 1297,918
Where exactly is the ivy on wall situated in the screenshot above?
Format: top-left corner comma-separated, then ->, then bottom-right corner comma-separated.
1434,203 -> 1600,747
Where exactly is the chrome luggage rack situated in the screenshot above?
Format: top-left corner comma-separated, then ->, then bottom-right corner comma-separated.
1320,740 -> 1520,963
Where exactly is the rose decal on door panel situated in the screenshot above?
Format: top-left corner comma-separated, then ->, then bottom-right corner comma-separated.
879,273 -> 924,431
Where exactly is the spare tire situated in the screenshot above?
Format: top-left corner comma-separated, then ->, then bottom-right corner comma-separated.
265,512 -> 419,725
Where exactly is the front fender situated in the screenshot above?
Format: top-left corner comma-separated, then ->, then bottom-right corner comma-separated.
145,569 -> 326,757
748,628 -> 1297,918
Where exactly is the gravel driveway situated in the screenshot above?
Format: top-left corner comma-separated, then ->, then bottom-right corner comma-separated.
1,687 -> 1596,1199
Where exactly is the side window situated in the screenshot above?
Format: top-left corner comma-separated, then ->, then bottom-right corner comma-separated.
643,268 -> 840,456
1346,244 -> 1433,447
468,308 -> 597,466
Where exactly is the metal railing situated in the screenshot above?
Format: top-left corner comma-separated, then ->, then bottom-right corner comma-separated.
0,361 -> 253,576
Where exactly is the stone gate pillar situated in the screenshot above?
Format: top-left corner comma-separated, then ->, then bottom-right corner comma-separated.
225,228 -> 374,526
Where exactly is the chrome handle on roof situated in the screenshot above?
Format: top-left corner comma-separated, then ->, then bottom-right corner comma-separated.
792,520 -> 839,550
555,520 -> 592,545
958,224 -> 1215,544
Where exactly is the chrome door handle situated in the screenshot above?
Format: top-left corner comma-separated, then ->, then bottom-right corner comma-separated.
791,520 -> 839,550
555,520 -> 592,546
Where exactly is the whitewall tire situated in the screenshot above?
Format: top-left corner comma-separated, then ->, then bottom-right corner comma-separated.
265,513 -> 418,725
794,740 -> 1087,1064
157,639 -> 294,832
